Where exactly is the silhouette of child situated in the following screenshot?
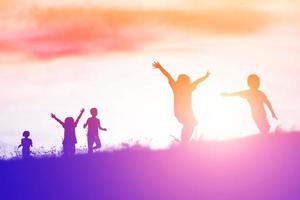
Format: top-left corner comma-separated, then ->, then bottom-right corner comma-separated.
51,109 -> 84,156
18,131 -> 33,159
153,61 -> 210,143
222,74 -> 277,133
84,108 -> 107,154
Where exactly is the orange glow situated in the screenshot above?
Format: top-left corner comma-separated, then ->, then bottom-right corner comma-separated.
0,0 -> 298,150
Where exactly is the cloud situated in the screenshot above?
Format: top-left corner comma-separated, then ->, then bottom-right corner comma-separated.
0,6 -> 275,59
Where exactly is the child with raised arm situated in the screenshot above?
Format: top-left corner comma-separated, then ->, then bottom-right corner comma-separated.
222,74 -> 277,134
84,108 -> 107,154
153,61 -> 210,143
18,131 -> 33,159
51,109 -> 84,156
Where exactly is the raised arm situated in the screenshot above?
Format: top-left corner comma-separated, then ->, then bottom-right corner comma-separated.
192,71 -> 210,90
75,108 -> 85,126
51,113 -> 64,126
152,61 -> 175,86
264,98 -> 278,119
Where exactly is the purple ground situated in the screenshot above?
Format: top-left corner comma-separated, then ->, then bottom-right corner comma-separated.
1,132 -> 300,200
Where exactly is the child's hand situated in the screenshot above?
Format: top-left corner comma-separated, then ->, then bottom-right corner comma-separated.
205,71 -> 210,78
152,61 -> 162,69
51,113 -> 56,118
103,128 -> 107,131
221,92 -> 230,97
80,108 -> 85,113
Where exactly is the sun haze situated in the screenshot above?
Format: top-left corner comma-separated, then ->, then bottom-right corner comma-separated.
0,0 -> 299,151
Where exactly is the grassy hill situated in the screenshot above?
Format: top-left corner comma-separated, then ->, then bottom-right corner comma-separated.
1,132 -> 300,200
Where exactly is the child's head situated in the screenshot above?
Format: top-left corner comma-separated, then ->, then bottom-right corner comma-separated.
23,131 -> 30,138
247,74 -> 260,89
177,74 -> 191,85
90,108 -> 98,117
64,117 -> 75,126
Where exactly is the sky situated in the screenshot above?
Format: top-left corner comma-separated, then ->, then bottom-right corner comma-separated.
0,0 -> 300,152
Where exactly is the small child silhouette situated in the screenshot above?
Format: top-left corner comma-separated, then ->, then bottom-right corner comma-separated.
84,108 -> 107,154
51,109 -> 84,156
153,61 -> 210,143
18,131 -> 33,159
222,74 -> 277,134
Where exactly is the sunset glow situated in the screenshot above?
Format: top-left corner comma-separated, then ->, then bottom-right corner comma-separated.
0,0 -> 299,152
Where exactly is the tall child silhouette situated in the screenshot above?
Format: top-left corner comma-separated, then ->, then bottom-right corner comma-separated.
51,109 -> 84,156
222,74 -> 277,133
18,131 -> 33,159
84,108 -> 107,154
153,61 -> 210,143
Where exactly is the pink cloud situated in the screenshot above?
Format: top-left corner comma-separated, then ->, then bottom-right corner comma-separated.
0,7 -> 275,60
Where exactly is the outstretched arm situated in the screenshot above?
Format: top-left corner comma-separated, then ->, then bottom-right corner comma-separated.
83,120 -> 88,129
75,108 -> 85,126
221,90 -> 247,98
99,124 -> 107,131
192,71 -> 210,90
51,113 -> 64,126
18,144 -> 22,149
100,127 -> 107,131
264,98 -> 278,119
152,61 -> 175,86
98,120 -> 107,131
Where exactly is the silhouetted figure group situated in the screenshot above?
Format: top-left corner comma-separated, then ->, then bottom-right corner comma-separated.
49,108 -> 107,156
17,61 -> 278,158
153,61 -> 277,143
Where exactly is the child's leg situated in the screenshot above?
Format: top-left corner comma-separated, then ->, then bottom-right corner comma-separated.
254,117 -> 270,134
63,144 -> 68,156
63,143 -> 73,156
93,135 -> 101,149
22,149 -> 30,159
181,124 -> 195,143
87,135 -> 94,154
258,124 -> 270,134
70,144 -> 76,155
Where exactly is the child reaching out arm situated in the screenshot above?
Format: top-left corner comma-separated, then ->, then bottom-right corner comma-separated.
75,109 -> 85,126
99,121 -> 107,132
221,91 -> 247,98
83,119 -> 89,129
84,108 -> 107,153
191,71 -> 210,90
221,91 -> 278,120
264,97 -> 278,120
221,74 -> 277,134
51,113 -> 64,126
153,61 -> 175,86
83,117 -> 107,131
